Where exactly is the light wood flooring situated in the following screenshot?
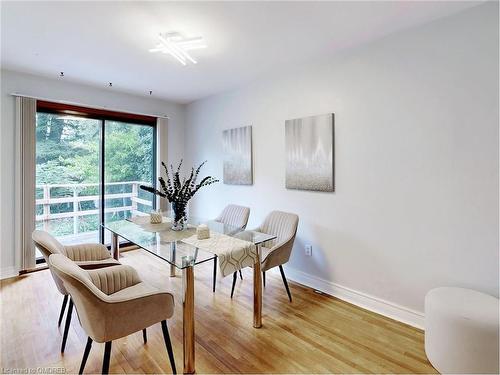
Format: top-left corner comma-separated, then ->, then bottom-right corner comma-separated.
0,249 -> 437,374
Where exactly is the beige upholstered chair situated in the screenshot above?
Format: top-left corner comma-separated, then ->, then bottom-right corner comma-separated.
215,204 -> 250,230
49,254 -> 176,374
231,211 -> 299,302
32,230 -> 120,352
212,204 -> 250,292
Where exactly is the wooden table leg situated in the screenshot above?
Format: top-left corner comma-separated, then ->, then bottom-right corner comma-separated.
111,232 -> 119,260
170,242 -> 176,277
253,244 -> 262,328
183,264 -> 195,373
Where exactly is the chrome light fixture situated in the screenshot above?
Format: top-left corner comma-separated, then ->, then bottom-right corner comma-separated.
149,32 -> 207,66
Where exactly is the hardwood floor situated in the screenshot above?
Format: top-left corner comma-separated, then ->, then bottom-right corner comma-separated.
0,249 -> 437,374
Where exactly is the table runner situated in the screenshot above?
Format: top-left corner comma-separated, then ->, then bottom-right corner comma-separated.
129,215 -> 171,231
129,216 -> 197,242
182,232 -> 257,277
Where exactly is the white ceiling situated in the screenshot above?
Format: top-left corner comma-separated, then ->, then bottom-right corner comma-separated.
1,1 -> 480,104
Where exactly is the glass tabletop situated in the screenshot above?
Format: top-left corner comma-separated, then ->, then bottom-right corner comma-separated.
102,215 -> 276,269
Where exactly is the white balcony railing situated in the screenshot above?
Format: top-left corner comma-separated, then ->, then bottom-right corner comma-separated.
35,181 -> 152,235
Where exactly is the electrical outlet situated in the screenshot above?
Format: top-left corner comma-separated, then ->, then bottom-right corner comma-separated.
305,245 -> 312,256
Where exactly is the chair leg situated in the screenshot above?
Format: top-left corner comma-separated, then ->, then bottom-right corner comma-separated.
213,256 -> 217,293
238,270 -> 243,280
58,295 -> 68,327
61,298 -> 73,353
102,341 -> 112,375
79,337 -> 92,374
263,271 -> 266,288
161,320 -> 177,374
279,265 -> 292,302
230,271 -> 237,298
142,328 -> 147,344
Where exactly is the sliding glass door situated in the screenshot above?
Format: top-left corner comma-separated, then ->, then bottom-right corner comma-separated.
35,104 -> 156,260
103,120 -> 155,244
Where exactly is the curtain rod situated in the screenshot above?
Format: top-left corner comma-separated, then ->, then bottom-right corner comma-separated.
10,92 -> 170,119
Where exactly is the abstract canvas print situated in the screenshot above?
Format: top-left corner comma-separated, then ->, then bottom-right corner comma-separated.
285,113 -> 334,192
222,125 -> 253,185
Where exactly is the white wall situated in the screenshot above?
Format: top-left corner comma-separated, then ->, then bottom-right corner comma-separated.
184,3 -> 499,327
0,69 -> 186,278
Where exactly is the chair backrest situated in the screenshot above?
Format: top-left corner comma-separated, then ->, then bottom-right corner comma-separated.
32,230 -> 65,262
259,211 -> 299,271
49,254 -> 141,342
215,204 -> 250,230
32,230 -> 67,295
49,254 -> 108,340
260,211 -> 299,247
49,253 -> 96,290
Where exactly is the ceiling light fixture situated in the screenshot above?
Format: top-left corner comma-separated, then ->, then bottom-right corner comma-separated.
149,32 -> 207,66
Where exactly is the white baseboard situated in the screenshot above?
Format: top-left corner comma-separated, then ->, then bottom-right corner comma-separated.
0,266 -> 19,280
284,266 -> 425,329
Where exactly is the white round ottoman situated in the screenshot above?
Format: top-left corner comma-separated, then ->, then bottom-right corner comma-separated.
425,287 -> 499,374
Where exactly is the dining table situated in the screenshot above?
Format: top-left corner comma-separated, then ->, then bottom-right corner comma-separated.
103,216 -> 276,374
